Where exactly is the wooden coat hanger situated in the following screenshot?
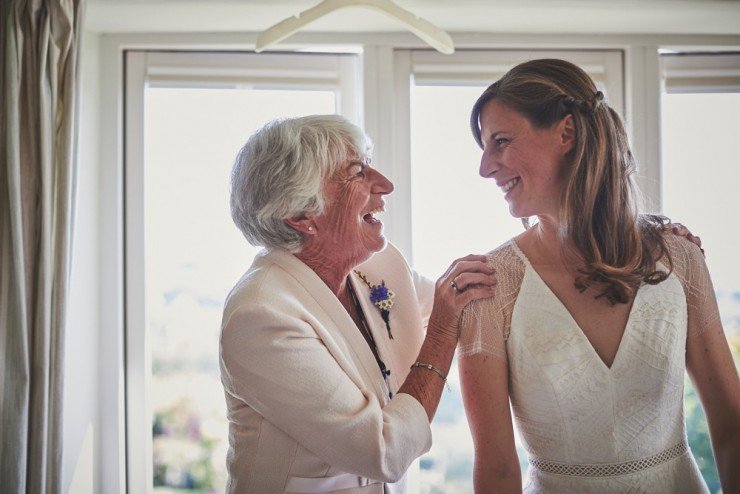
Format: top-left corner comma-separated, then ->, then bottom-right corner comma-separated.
256,0 -> 454,54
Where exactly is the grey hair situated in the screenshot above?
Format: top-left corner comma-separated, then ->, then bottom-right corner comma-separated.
230,114 -> 373,253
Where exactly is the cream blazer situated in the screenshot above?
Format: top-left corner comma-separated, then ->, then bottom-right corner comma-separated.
220,243 -> 435,493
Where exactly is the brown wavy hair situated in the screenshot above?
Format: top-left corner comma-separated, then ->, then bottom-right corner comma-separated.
470,58 -> 671,305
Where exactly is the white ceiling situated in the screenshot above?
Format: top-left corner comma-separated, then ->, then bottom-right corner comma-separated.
86,0 -> 740,36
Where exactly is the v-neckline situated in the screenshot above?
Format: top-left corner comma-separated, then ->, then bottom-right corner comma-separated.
509,239 -> 641,371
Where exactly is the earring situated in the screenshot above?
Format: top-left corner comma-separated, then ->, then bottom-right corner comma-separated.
308,226 -> 313,232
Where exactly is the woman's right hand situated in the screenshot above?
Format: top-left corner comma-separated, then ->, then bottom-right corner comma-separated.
427,254 -> 496,340
398,254 -> 496,421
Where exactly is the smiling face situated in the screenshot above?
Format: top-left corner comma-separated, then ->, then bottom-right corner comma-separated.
309,156 -> 394,267
478,99 -> 573,221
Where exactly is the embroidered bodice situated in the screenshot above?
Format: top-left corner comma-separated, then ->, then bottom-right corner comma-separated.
459,234 -> 718,493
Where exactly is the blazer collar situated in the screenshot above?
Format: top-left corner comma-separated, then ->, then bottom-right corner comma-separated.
348,271 -> 397,393
262,248 -> 390,402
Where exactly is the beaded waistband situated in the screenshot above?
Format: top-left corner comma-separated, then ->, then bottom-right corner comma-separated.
529,440 -> 688,477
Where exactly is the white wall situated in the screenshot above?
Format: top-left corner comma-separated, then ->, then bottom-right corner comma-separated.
63,31 -> 101,494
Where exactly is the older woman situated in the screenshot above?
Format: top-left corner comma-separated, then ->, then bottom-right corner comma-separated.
459,59 -> 740,493
220,115 -> 496,493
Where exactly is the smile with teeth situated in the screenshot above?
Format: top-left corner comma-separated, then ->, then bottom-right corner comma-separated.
501,177 -> 520,194
363,206 -> 385,225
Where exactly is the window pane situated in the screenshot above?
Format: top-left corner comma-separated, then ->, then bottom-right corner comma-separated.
411,85 -> 524,278
662,91 -> 740,493
410,85 -> 526,494
145,88 -> 335,492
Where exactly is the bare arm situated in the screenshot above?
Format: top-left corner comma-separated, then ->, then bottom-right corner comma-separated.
686,319 -> 740,491
460,352 -> 521,493
678,236 -> 740,492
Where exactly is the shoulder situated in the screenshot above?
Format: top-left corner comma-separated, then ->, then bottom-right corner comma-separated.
224,252 -> 291,311
356,242 -> 414,286
661,228 -> 703,260
461,239 -> 525,327
361,242 -> 411,270
485,240 -> 526,285
631,214 -> 703,269
220,280 -> 315,366
649,221 -> 709,294
221,251 -> 316,338
459,239 -> 523,356
658,224 -> 706,275
487,239 -> 520,260
636,214 -> 703,261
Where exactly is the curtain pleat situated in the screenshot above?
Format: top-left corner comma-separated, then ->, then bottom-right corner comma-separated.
0,1 -> 84,492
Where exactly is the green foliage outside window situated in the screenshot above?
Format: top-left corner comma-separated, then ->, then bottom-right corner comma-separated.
685,381 -> 719,493
686,331 -> 740,494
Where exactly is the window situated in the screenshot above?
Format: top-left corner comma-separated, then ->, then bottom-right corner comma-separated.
404,50 -> 624,492
386,49 -> 624,262
661,52 -> 740,493
124,51 -> 358,492
121,46 -> 737,494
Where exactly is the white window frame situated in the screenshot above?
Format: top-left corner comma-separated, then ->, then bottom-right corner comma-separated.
95,32 -> 740,494
661,52 -> 740,94
377,49 -> 624,261
653,51 -> 740,214
123,50 -> 360,494
125,48 -> 622,492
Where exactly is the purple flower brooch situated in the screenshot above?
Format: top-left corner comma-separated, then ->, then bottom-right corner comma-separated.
354,270 -> 396,339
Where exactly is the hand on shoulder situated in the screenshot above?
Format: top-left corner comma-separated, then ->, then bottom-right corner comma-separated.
663,221 -> 704,256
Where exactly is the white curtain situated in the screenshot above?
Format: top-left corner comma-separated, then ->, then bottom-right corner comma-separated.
0,0 -> 84,492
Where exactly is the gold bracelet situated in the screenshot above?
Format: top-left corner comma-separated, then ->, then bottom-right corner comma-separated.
411,361 -> 450,392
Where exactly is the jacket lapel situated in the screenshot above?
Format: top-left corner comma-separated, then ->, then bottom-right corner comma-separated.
263,249 -> 388,403
352,246 -> 428,393
348,271 -> 398,395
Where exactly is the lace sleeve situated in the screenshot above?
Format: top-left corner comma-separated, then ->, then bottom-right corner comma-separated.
458,242 -> 525,359
663,233 -> 721,338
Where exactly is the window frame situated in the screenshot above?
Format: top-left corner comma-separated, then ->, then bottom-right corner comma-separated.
123,50 -> 360,493
124,47 -> 623,493
657,51 -> 740,492
381,49 -> 624,261
96,32 -> 740,494
661,52 -> 740,94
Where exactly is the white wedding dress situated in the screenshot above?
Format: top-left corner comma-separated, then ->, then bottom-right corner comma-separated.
460,234 -> 718,493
